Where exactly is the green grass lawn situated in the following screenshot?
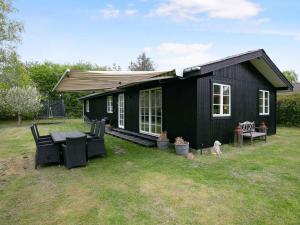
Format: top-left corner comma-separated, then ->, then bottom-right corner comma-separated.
0,119 -> 299,225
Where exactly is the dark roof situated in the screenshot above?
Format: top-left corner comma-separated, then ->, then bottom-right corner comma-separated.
80,49 -> 293,100
278,83 -> 300,95
183,49 -> 293,90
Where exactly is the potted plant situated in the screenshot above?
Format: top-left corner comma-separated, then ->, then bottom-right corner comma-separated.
157,131 -> 169,149
174,137 -> 189,155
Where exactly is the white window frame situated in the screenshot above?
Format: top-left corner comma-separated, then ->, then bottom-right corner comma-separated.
107,96 -> 113,113
259,90 -> 270,115
86,100 -> 90,112
212,83 -> 231,117
118,94 -> 125,129
139,87 -> 162,137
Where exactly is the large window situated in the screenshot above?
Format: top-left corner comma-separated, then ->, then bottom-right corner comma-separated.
213,83 -> 231,117
107,96 -> 113,113
86,100 -> 89,112
139,87 -> 162,136
259,90 -> 269,115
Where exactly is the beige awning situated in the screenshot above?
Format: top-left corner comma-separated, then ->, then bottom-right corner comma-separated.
52,69 -> 175,92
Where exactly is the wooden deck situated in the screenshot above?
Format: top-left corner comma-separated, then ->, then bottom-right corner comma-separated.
105,128 -> 157,147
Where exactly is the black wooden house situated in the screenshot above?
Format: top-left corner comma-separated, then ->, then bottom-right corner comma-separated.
80,49 -> 292,148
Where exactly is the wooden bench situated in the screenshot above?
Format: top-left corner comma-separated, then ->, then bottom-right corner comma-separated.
239,121 -> 267,144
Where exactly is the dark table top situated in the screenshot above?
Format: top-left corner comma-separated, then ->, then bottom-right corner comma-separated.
50,131 -> 89,144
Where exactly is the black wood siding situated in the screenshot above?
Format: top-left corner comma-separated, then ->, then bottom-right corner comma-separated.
84,61 -> 277,149
196,62 -> 276,148
83,78 -> 198,148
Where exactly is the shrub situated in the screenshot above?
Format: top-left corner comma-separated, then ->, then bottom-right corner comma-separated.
4,86 -> 42,124
277,93 -> 300,126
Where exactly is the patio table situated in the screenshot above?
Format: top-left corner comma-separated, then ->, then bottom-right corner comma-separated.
50,131 -> 91,144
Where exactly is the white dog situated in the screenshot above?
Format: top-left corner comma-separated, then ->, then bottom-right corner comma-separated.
212,140 -> 222,157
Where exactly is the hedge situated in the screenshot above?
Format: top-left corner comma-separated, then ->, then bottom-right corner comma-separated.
277,93 -> 300,126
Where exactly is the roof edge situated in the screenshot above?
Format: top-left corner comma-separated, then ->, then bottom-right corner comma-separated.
52,69 -> 70,92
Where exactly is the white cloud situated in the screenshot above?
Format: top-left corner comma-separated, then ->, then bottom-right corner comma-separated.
150,0 -> 262,21
146,42 -> 215,70
253,17 -> 270,25
99,5 -> 120,19
125,9 -> 138,16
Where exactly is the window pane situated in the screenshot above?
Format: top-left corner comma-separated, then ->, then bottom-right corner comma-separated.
223,105 -> 229,114
223,86 -> 230,95
156,90 -> 162,107
213,85 -> 221,94
156,125 -> 161,134
145,124 -> 149,132
213,105 -> 220,114
259,106 -> 263,113
157,108 -> 161,116
265,106 -> 269,114
157,117 -> 161,124
223,96 -> 229,105
151,124 -> 156,133
259,91 -> 263,99
264,97 -> 268,106
213,95 -> 220,104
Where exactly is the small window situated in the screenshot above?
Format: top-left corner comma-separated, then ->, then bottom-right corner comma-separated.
107,96 -> 113,113
213,83 -> 231,117
86,100 -> 90,112
259,90 -> 269,115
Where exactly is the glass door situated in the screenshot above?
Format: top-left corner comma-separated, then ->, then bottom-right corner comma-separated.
139,87 -> 162,136
118,94 -> 125,128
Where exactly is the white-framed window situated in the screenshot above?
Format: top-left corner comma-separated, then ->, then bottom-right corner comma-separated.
139,87 -> 162,136
213,83 -> 231,117
107,96 -> 113,113
259,90 -> 269,115
86,100 -> 90,112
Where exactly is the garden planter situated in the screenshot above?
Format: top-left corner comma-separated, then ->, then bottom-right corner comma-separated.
175,143 -> 189,155
157,139 -> 169,149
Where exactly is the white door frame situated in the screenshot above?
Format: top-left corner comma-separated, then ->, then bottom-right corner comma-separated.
139,87 -> 162,136
118,94 -> 125,129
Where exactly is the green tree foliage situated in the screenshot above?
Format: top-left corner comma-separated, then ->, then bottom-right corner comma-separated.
128,52 -> 156,71
277,93 -> 300,127
0,0 -> 23,45
4,86 -> 42,124
0,0 -> 28,89
0,51 -> 30,88
283,70 -> 298,84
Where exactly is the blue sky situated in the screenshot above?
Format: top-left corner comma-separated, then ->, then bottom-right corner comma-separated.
14,0 -> 300,75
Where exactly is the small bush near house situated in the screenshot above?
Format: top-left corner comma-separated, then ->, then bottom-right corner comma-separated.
277,93 -> 300,126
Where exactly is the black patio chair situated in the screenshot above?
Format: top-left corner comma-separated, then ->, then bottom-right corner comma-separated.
84,120 -> 97,136
86,120 -> 106,159
31,125 -> 53,144
33,123 -> 53,141
30,125 -> 60,169
61,136 -> 87,169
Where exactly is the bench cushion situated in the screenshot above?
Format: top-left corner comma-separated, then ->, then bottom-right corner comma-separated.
242,132 -> 266,138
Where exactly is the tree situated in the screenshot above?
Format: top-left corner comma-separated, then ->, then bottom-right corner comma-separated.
0,0 -> 23,46
283,70 -> 298,84
5,86 -> 42,125
0,0 -> 25,88
0,51 -> 30,88
128,52 -> 156,71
